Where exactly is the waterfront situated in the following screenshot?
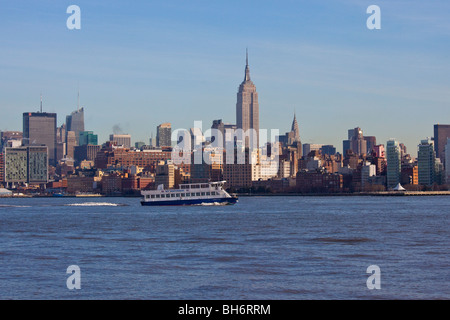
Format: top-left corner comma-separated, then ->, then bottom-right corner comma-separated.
0,196 -> 448,300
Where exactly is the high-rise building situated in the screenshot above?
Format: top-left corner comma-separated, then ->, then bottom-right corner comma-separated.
236,50 -> 259,149
211,119 -> 237,149
4,146 -> 48,185
79,131 -> 98,146
343,127 -> 367,156
418,138 -> 436,186
110,134 -> 131,148
364,136 -> 377,155
27,146 -> 49,184
303,144 -> 323,157
66,108 -> 85,144
386,139 -> 401,188
445,138 -> 450,184
434,124 -> 450,164
321,145 -> 336,156
373,145 -> 385,158
1,131 -> 23,151
23,112 -> 57,166
66,131 -> 77,160
156,123 -> 172,147
289,114 -> 300,145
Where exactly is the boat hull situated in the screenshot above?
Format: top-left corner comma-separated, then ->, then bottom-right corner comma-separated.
141,197 -> 238,206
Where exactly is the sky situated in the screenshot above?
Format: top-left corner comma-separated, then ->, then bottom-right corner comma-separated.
1,0 -> 449,156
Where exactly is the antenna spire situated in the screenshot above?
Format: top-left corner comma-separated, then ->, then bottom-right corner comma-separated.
246,48 -> 248,66
77,85 -> 80,111
40,93 -> 43,113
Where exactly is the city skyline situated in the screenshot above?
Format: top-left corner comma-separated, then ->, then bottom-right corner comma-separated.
1,1 -> 450,155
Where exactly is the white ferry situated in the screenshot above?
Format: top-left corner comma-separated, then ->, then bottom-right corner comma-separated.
140,181 -> 238,206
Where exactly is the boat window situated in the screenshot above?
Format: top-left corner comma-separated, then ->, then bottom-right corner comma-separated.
206,192 -> 210,196
151,195 -> 155,199
181,193 -> 185,197
196,192 -> 200,196
201,192 -> 205,196
156,194 -> 160,198
176,193 -> 180,197
171,194 -> 175,197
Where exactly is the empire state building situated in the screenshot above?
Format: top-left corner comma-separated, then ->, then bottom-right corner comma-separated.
236,50 -> 259,148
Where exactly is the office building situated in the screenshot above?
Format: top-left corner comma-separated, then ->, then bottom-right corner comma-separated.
303,144 -> 323,157
23,112 -> 57,166
1,131 -> 23,151
364,136 -> 377,155
434,124 -> 450,164
321,145 -> 336,156
236,50 -> 259,149
79,131 -> 98,146
110,134 -> 132,148
211,119 -> 237,149
156,123 -> 172,147
418,138 -> 436,186
343,127 -> 367,156
4,146 -> 48,185
386,139 -> 401,188
66,131 -> 77,159
66,108 -> 85,144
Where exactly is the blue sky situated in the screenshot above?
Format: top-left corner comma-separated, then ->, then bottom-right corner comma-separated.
1,0 -> 449,155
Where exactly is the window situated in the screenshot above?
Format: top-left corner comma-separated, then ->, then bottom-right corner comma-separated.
206,192 -> 211,196
196,193 -> 200,196
156,194 -> 160,198
176,194 -> 180,197
171,194 -> 175,198
151,195 -> 155,199
181,193 -> 185,197
201,192 -> 205,196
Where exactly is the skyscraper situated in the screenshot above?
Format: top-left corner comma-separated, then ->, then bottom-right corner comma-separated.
236,50 -> 259,149
156,123 -> 172,147
434,124 -> 450,164
79,131 -> 98,146
211,119 -> 237,149
343,127 -> 367,156
418,138 -> 436,186
110,134 -> 132,148
23,112 -> 57,166
386,139 -> 401,188
66,108 -> 85,145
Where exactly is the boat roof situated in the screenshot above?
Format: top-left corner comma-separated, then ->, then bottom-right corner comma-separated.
179,181 -> 226,188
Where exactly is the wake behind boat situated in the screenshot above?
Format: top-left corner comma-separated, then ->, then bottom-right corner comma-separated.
140,181 -> 238,206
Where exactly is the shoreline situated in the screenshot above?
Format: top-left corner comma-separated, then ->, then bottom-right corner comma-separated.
2,191 -> 450,198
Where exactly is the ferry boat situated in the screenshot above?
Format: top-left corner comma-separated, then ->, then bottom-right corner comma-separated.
140,181 -> 238,206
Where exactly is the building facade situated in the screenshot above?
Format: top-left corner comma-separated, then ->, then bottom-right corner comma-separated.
23,112 -> 57,166
66,108 -> 85,145
156,123 -> 172,147
4,146 -> 48,185
434,124 -> 450,164
110,134 -> 132,149
386,139 -> 401,188
418,138 -> 436,186
236,51 -> 259,149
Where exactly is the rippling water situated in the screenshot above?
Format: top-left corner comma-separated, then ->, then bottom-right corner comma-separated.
0,196 -> 448,299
